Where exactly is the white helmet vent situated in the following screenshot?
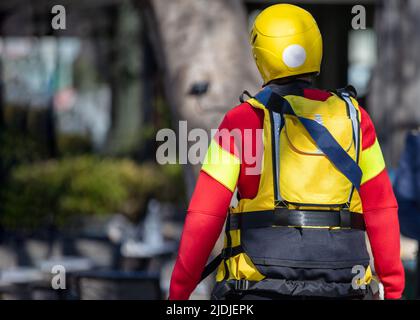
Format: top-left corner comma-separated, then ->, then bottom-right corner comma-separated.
282,44 -> 306,68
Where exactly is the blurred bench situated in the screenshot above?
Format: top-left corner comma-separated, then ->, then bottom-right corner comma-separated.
71,270 -> 162,300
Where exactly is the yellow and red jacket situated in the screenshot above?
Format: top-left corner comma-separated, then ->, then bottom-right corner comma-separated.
170,81 -> 404,300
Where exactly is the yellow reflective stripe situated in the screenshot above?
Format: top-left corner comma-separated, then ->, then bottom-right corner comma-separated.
360,138 -> 386,185
202,139 -> 240,192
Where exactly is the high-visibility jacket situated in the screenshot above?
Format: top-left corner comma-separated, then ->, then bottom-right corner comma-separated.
169,81 -> 405,300
208,82 -> 371,298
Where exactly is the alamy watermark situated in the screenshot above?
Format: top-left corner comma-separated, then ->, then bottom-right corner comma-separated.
156,121 -> 263,175
51,264 -> 66,290
351,264 -> 367,290
51,5 -> 66,30
351,5 -> 366,30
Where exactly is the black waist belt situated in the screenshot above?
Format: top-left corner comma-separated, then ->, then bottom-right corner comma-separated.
229,208 -> 365,231
200,208 -> 365,282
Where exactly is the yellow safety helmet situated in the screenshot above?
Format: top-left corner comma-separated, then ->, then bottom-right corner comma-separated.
250,4 -> 323,84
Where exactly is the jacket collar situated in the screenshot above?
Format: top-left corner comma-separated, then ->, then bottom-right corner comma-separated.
266,79 -> 313,97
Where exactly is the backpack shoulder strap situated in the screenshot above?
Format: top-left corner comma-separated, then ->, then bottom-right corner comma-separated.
239,90 -> 254,103
332,85 -> 358,99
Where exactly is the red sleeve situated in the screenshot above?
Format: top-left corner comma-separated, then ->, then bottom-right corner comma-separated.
169,104 -> 262,299
169,171 -> 232,300
169,110 -> 239,300
359,107 -> 405,299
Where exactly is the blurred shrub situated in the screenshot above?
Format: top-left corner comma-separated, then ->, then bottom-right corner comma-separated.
1,156 -> 184,230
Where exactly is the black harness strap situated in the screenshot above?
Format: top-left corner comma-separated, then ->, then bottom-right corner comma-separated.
200,246 -> 243,281
200,254 -> 223,281
222,215 -> 233,281
229,209 -> 365,231
239,90 -> 254,103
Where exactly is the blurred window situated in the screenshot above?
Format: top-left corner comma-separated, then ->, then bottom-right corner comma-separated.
347,29 -> 377,97
0,37 -> 81,107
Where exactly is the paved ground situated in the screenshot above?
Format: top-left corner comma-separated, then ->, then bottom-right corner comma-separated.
0,232 -> 417,300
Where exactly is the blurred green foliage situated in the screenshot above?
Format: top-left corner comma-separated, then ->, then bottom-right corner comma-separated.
1,156 -> 184,230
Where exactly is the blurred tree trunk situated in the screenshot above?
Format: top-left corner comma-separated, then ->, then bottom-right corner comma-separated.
369,0 -> 420,167
143,0 -> 260,196
106,0 -> 144,155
